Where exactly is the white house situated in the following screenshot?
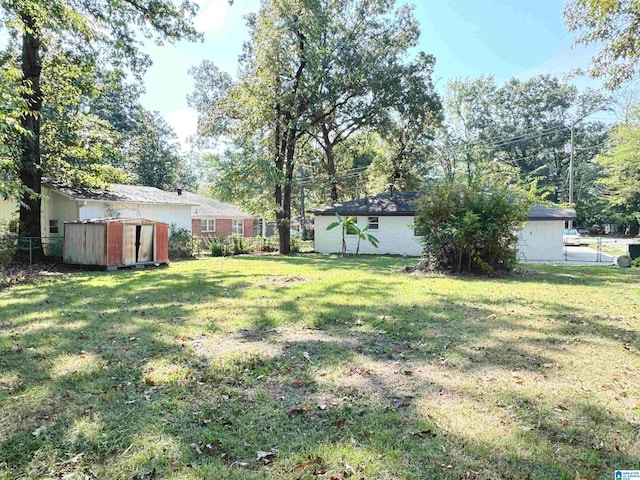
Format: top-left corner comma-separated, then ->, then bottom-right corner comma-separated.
0,182 -> 196,241
313,193 -> 576,262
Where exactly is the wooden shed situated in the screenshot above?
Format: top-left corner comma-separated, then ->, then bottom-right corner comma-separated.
63,218 -> 169,269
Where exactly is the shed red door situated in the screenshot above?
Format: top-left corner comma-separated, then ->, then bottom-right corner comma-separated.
155,224 -> 169,262
106,222 -> 123,266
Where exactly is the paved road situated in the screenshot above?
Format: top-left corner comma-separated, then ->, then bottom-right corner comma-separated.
563,245 -> 614,264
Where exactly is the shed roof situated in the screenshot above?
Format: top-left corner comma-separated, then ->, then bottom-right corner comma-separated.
183,191 -> 253,219
64,217 -> 169,225
44,181 -> 196,206
527,205 -> 576,220
314,192 -> 577,221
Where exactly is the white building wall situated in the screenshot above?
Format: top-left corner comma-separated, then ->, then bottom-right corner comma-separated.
44,187 -> 79,237
314,215 -> 422,256
0,199 -> 18,222
79,201 -> 192,232
517,220 -> 564,262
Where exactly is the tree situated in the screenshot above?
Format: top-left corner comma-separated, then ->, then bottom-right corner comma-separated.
304,12 -> 440,202
595,108 -> 640,233
439,75 -> 610,224
0,0 -> 200,259
129,110 -> 185,190
191,0 -> 439,253
326,213 -> 379,255
564,0 -> 640,89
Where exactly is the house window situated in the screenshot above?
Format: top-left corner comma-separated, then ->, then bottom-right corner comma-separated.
368,217 -> 379,230
346,217 -> 357,235
232,219 -> 244,235
49,219 -> 59,235
202,219 -> 215,232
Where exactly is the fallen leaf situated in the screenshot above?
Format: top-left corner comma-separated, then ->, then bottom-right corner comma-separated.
466,470 -> 477,480
32,426 -> 46,437
573,472 -> 595,480
302,351 -> 312,362
293,456 -> 322,472
257,449 -> 277,464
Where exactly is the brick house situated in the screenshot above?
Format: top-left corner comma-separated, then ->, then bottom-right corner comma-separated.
184,192 -> 255,239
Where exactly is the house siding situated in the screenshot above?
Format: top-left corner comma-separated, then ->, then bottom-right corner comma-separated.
79,201 -> 192,232
314,215 -> 423,256
517,220 -> 565,262
0,199 -> 18,221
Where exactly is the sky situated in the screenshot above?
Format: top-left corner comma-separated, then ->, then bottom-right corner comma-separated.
138,0 -> 600,147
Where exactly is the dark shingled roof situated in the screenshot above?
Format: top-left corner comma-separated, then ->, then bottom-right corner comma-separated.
313,192 -> 422,216
314,192 -> 577,221
45,181 -> 196,206
183,192 -> 253,219
527,205 -> 576,220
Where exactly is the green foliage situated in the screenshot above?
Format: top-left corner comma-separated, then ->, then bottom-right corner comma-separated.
229,234 -> 248,255
168,226 -> 194,259
190,0 -> 440,252
0,222 -> 18,268
208,235 -> 250,257
595,109 -> 640,226
414,176 -> 530,274
326,213 -> 379,256
209,238 -> 231,257
441,74 -> 609,224
631,257 -> 640,268
564,0 -> 640,89
290,236 -> 302,253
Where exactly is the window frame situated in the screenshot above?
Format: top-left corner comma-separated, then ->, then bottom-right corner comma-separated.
49,219 -> 59,235
367,216 -> 379,230
201,219 -> 216,233
232,219 -> 244,236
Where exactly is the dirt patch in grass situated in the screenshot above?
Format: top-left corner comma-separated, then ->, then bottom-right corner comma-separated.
0,262 -> 75,291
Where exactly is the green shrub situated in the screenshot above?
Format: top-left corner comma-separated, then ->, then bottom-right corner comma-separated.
168,225 -> 195,259
631,257 -> 640,268
0,221 -> 17,268
290,236 -> 302,253
210,238 -> 231,257
229,234 -> 248,255
414,177 -> 529,274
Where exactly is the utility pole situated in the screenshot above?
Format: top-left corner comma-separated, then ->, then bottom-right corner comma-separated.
569,119 -> 574,207
565,120 -> 575,229
299,165 -> 306,240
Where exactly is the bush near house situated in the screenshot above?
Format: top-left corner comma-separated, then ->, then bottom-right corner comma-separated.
414,178 -> 529,274
168,226 -> 196,259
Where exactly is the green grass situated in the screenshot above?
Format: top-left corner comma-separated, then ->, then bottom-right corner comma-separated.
581,240 -> 629,257
1,255 -> 639,479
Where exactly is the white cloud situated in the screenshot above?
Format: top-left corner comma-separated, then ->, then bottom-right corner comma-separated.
165,109 -> 199,150
194,0 -> 229,34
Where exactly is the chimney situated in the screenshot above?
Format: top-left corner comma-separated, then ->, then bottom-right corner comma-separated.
177,187 -> 183,196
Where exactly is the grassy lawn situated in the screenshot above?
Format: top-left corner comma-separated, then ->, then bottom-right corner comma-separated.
581,240 -> 629,258
1,256 -> 639,479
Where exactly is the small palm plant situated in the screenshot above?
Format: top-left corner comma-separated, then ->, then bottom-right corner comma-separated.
326,213 -> 379,256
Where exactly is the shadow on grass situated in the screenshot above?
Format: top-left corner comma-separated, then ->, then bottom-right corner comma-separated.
0,257 -> 638,478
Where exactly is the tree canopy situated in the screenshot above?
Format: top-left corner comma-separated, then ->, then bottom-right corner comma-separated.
1,0 -> 201,258
191,0 -> 441,253
564,0 -> 640,89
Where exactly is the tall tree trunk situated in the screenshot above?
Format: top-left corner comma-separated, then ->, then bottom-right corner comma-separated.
321,123 -> 339,202
18,12 -> 45,261
278,131 -> 296,255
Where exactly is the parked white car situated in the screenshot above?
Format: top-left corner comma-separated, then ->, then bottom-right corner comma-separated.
563,228 -> 581,246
